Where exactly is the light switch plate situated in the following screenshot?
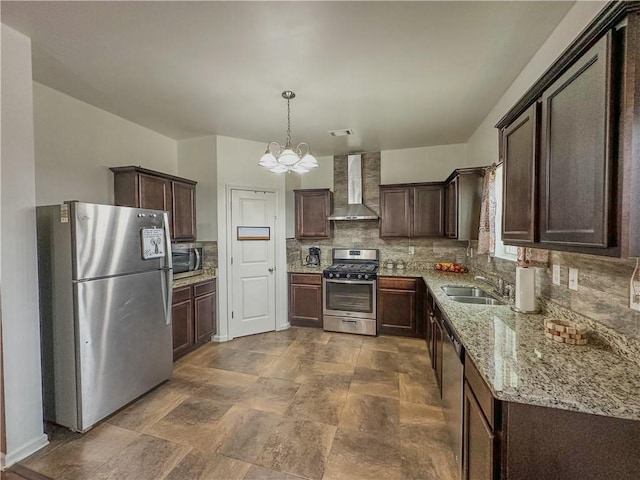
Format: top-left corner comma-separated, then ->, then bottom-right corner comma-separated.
569,268 -> 579,291
408,246 -> 415,255
552,265 -> 561,285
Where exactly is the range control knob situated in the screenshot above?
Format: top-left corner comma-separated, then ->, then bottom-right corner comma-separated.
346,274 -> 351,279
364,274 -> 370,280
357,274 -> 363,279
328,273 -> 334,278
335,273 -> 340,279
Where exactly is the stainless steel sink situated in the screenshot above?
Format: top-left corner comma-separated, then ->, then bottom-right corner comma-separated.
446,296 -> 505,305
441,285 -> 505,305
441,286 -> 494,298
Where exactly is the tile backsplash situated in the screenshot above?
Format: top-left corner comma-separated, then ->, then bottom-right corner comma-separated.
288,223 -> 469,269
467,246 -> 640,342
290,226 -> 640,344
201,240 -> 218,269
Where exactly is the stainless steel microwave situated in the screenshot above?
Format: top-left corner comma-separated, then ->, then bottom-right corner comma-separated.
172,242 -> 203,279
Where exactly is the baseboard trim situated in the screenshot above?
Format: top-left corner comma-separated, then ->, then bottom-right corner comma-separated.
2,434 -> 48,469
212,334 -> 229,343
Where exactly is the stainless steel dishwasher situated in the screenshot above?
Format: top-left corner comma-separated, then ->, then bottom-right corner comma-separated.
440,312 -> 464,478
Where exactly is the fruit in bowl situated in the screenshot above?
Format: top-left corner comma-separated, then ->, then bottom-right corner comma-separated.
435,262 -> 468,273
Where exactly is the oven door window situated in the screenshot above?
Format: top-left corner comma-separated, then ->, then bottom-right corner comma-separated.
325,281 -> 374,313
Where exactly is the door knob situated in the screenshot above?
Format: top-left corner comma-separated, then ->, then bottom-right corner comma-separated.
268,268 -> 274,273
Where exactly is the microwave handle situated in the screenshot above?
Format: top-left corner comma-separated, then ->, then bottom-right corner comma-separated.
194,248 -> 202,270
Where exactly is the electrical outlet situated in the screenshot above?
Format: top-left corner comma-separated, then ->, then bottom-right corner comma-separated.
552,265 -> 561,285
631,281 -> 640,312
408,246 -> 415,255
568,268 -> 579,291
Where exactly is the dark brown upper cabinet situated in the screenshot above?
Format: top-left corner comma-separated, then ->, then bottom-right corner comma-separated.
172,181 -> 196,241
539,33 -> 614,248
502,103 -> 539,244
294,189 -> 333,239
445,177 -> 458,238
379,186 -> 411,237
111,166 -> 197,242
414,185 -> 445,237
496,3 -> 640,257
445,169 -> 485,241
379,183 -> 443,238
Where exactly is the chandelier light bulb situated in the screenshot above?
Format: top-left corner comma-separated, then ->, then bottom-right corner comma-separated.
259,152 -> 278,167
299,153 -> 318,168
269,164 -> 288,173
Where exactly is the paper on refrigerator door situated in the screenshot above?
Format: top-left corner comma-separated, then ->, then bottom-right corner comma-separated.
141,228 -> 165,259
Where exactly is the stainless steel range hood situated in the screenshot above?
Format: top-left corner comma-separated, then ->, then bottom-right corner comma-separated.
328,154 -> 379,220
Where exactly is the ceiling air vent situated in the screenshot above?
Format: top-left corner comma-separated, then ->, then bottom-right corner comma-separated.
329,128 -> 353,137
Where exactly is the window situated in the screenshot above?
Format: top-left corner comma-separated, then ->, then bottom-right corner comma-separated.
493,164 -> 518,262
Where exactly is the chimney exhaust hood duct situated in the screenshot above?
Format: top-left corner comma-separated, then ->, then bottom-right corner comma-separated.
328,154 -> 379,220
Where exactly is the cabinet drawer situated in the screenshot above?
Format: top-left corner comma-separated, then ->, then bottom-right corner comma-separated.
194,280 -> 215,297
378,276 -> 417,290
172,286 -> 192,304
465,352 -> 496,430
290,273 -> 322,285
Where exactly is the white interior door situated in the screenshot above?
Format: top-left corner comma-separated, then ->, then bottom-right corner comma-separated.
230,189 -> 277,338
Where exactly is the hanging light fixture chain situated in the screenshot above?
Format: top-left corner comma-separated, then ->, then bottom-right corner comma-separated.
287,96 -> 292,146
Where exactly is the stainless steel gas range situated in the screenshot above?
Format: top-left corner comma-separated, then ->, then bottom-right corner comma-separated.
323,248 -> 379,336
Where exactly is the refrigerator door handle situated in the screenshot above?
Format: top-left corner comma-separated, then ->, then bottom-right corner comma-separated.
162,268 -> 173,325
163,213 -> 173,270
163,212 -> 173,325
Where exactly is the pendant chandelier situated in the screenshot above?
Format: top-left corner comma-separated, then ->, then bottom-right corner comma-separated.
258,91 -> 318,173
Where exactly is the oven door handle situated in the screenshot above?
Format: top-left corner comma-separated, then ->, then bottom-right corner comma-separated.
324,279 -> 376,286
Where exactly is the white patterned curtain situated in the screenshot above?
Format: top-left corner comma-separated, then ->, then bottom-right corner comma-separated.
477,164 -> 497,256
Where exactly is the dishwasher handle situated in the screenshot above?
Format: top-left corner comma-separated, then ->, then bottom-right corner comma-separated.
442,318 -> 464,359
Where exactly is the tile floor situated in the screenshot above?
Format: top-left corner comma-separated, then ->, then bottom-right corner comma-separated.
15,327 -> 458,480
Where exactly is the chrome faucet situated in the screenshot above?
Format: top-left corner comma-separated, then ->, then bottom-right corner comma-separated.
475,275 -> 505,296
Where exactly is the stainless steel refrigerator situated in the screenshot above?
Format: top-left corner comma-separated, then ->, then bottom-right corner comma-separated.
36,201 -> 173,432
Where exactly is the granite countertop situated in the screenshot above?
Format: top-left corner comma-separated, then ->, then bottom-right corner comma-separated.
287,263 -> 640,420
419,270 -> 640,421
173,269 -> 216,288
288,265 -> 327,275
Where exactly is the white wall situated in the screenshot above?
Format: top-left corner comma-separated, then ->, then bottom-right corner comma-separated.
381,143 -> 468,183
298,144 -> 469,191
466,1 -> 608,166
177,136 -> 218,241
0,25 -> 48,466
299,155 -> 333,190
33,83 -> 177,206
215,136 -> 289,342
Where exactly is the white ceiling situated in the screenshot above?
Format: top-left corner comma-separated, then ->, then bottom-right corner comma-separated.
1,1 -> 574,156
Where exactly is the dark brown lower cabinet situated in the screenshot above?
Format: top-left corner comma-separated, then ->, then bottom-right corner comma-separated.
289,273 -> 323,327
463,353 -> 640,480
377,277 -> 424,337
194,281 -> 216,343
172,279 -> 216,361
171,286 -> 193,360
463,382 -> 496,480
